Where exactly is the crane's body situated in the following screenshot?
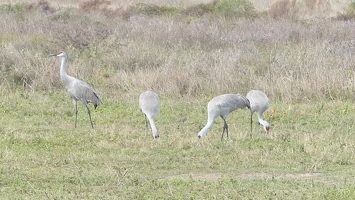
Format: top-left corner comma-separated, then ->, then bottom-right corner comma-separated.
51,51 -> 102,128
198,94 -> 250,140
139,90 -> 160,139
246,90 -> 270,134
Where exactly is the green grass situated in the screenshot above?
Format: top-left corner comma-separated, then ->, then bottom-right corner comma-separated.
1,90 -> 355,199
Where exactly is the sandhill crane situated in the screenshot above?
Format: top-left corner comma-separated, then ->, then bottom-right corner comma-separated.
50,51 -> 102,129
139,90 -> 160,139
246,90 -> 270,135
198,94 -> 250,140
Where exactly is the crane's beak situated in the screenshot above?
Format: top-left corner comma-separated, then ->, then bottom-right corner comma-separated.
49,53 -> 57,57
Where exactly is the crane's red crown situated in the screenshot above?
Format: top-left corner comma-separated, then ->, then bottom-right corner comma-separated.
56,51 -> 65,56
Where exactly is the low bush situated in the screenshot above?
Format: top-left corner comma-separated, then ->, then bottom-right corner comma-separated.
214,0 -> 256,18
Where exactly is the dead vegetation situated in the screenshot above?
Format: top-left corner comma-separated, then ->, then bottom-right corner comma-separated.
79,0 -> 111,12
267,0 -> 336,19
0,0 -> 355,102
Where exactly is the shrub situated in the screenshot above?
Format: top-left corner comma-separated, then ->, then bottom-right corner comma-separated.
79,0 -> 111,12
348,2 -> 355,14
182,3 -> 215,17
133,3 -> 177,16
0,3 -> 25,13
0,3 -> 26,19
214,0 -> 256,18
25,0 -> 55,14
119,3 -> 178,19
267,0 -> 299,19
335,2 -> 355,21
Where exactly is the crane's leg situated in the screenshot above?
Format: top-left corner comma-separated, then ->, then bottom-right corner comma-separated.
144,114 -> 149,136
73,100 -> 78,128
250,112 -> 253,139
84,104 -> 94,129
221,118 -> 228,141
258,122 -> 261,135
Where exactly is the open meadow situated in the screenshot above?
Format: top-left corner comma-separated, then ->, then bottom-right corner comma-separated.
1,0 -> 355,199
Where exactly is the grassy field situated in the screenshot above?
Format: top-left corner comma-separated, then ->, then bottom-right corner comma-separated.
2,89 -> 355,199
1,0 -> 355,199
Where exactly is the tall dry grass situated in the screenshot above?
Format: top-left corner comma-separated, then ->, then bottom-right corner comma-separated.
268,0 -> 346,19
0,0 -> 355,103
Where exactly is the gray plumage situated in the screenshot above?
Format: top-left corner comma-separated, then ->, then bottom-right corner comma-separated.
139,90 -> 160,139
51,51 -> 102,128
198,94 -> 250,140
246,90 -> 270,134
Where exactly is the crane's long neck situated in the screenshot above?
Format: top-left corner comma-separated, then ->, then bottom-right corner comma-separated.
257,113 -> 265,124
60,55 -> 70,84
148,117 -> 159,139
198,118 -> 214,138
257,113 -> 269,132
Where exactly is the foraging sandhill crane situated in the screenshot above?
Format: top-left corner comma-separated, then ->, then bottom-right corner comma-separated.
198,94 -> 250,140
50,51 -> 102,129
246,90 -> 270,134
139,90 -> 160,139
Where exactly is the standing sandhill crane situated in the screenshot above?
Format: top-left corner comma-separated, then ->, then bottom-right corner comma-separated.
50,51 -> 102,129
198,94 -> 250,140
139,90 -> 160,139
246,90 -> 270,135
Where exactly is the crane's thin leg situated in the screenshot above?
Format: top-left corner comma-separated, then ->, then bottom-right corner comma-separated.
84,104 -> 94,129
221,119 -> 228,141
73,100 -> 78,128
258,122 -> 261,135
144,114 -> 149,136
225,120 -> 229,139
250,112 -> 253,139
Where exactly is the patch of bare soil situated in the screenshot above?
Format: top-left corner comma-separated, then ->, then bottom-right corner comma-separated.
164,172 -> 226,181
165,171 -> 343,185
240,172 -> 345,185
165,172 -> 322,181
240,172 -> 322,180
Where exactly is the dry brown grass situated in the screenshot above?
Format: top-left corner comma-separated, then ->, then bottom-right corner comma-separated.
0,1 -> 355,103
79,0 -> 111,12
0,0 -> 213,9
268,0 -> 298,19
267,0 -> 342,19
